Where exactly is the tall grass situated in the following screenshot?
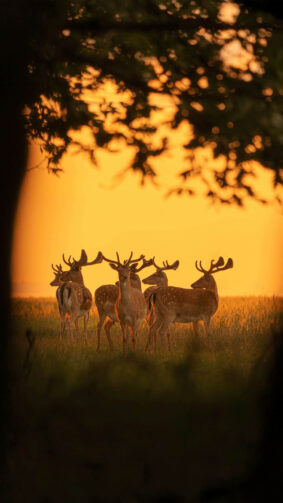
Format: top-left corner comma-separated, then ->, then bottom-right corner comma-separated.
4,296 -> 283,502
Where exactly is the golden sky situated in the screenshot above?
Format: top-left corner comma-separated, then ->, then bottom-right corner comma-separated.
11,137 -> 283,297
11,3 -> 283,298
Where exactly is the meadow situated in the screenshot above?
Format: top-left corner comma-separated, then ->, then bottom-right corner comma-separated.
4,296 -> 283,502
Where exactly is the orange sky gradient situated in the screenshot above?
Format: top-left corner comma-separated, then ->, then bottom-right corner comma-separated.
11,136 -> 283,298
11,11 -> 283,299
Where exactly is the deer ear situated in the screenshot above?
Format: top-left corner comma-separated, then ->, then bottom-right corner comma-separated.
110,263 -> 119,271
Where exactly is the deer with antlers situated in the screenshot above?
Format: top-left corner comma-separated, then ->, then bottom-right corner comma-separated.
95,257 -> 154,352
146,257 -> 233,351
101,252 -> 148,354
50,250 -> 103,339
142,258 -> 179,350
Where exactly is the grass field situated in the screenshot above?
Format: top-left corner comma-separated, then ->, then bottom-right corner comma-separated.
5,296 -> 283,502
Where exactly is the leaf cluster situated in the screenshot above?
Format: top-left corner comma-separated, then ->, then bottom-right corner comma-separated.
21,0 -> 283,203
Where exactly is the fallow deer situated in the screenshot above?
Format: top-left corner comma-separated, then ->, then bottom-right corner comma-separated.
50,250 -> 102,339
142,258 -> 179,350
101,252 -> 148,354
95,257 -> 154,351
50,263 -> 82,340
147,257 -> 233,351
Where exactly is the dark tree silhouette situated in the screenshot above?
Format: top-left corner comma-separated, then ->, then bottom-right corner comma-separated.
1,1 -> 283,501
21,0 -> 283,205
0,0 -> 29,483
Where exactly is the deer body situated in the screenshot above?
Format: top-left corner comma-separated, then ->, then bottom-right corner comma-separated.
142,258 -> 179,350
95,258 -> 153,352
143,273 -> 168,323
101,253 -> 151,354
55,281 -> 92,339
116,273 -> 147,353
150,286 -> 218,323
147,257 -> 233,351
51,250 -> 102,340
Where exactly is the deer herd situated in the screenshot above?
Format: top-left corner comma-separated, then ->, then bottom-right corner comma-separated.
50,250 -> 233,353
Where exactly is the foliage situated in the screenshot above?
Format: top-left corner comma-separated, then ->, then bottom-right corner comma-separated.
20,0 -> 283,204
4,296 -> 282,501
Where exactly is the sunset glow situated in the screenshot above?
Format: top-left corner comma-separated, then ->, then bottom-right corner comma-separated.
12,138 -> 283,298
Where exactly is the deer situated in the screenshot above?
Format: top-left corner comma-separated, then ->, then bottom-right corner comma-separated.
146,257 -> 233,351
50,263 -> 77,339
95,257 -> 154,352
142,257 -> 179,350
101,252 -> 149,354
50,250 -> 103,340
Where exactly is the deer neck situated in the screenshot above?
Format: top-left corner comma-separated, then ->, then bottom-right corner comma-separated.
161,274 -> 169,287
119,276 -> 133,301
207,277 -> 219,305
71,270 -> 85,286
130,272 -> 142,290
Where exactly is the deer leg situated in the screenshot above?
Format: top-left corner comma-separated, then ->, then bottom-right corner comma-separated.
130,324 -> 137,351
146,318 -> 162,352
132,332 -> 136,351
74,318 -> 79,339
67,318 -> 74,340
147,312 -> 157,350
121,322 -> 128,355
203,318 -> 210,337
126,325 -> 131,353
60,316 -> 65,339
96,312 -> 106,352
159,318 -> 173,352
104,319 -> 114,351
166,331 -> 171,352
133,317 -> 144,351
193,321 -> 201,336
159,326 -> 168,352
148,308 -> 155,327
148,308 -> 158,349
59,308 -> 67,339
145,311 -> 156,350
83,312 -> 89,341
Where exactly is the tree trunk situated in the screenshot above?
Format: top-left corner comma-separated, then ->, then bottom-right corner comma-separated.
0,0 -> 28,482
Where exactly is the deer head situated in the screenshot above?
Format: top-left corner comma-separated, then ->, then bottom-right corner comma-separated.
191,257 -> 233,290
50,264 -> 72,286
63,249 -> 103,270
114,257 -> 154,288
102,252 -> 145,283
143,257 -> 179,286
62,249 -> 103,283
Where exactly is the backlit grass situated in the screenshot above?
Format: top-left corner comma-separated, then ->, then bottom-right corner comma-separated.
5,296 -> 283,503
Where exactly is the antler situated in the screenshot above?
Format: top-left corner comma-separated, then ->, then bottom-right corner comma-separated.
51,263 -> 63,274
63,249 -> 103,268
153,257 -> 180,271
162,259 -> 179,271
101,252 -> 144,266
79,250 -> 103,267
211,257 -> 233,273
101,253 -> 121,265
195,257 -> 232,274
62,254 -> 74,267
131,257 -> 154,273
123,251 -> 145,266
72,249 -> 88,266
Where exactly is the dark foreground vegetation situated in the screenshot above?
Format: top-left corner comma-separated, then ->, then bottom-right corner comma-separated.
1,297 -> 282,502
